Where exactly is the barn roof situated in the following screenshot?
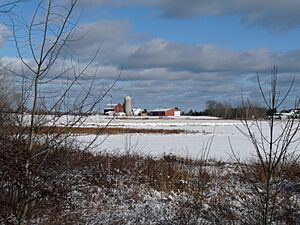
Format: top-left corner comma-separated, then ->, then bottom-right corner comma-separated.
150,108 -> 175,112
104,103 -> 118,110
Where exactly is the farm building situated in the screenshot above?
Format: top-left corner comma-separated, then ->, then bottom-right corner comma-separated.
104,103 -> 124,115
133,108 -> 142,116
149,108 -> 181,117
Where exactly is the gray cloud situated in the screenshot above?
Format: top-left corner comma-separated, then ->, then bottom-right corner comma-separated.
3,17 -> 300,111
75,0 -> 157,8
78,0 -> 300,31
68,19 -> 300,110
0,23 -> 8,47
4,54 -> 299,111
71,23 -> 300,75
121,40 -> 276,73
63,19 -> 300,75
69,20 -> 133,59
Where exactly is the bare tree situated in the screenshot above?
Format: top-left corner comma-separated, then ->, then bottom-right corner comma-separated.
0,0 -> 118,224
229,66 -> 300,225
0,0 -> 27,13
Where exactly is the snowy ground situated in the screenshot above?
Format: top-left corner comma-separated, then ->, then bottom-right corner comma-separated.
20,114 -> 300,161
7,114 -> 300,224
66,115 -> 300,161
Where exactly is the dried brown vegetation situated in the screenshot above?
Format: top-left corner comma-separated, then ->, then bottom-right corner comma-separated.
0,138 -> 216,224
8,126 -> 187,135
1,127 -> 300,224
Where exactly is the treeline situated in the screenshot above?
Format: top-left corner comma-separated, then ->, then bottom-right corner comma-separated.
185,100 -> 267,119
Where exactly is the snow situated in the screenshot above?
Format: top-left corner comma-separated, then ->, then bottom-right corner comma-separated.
65,116 -> 300,161
19,114 -> 300,161
10,114 -> 300,224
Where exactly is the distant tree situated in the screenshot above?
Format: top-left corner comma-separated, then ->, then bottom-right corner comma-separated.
205,99 -> 267,119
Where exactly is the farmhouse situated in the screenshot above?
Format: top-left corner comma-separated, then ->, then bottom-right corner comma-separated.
149,108 -> 181,117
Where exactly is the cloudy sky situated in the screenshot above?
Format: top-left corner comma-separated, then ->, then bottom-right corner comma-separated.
1,0 -> 300,111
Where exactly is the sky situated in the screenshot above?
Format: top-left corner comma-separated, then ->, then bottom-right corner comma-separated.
1,0 -> 300,111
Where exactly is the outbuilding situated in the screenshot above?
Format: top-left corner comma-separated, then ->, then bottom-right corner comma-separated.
149,108 -> 181,117
104,103 -> 124,115
114,103 -> 124,113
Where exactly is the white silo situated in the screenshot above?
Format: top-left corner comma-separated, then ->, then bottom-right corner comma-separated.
124,96 -> 133,116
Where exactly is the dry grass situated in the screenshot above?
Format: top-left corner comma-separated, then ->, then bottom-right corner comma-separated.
2,139 -> 300,224
66,150 -> 212,193
9,126 -> 186,135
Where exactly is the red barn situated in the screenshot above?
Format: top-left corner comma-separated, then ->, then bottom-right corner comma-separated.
104,103 -> 124,115
149,108 -> 181,116
114,103 -> 124,113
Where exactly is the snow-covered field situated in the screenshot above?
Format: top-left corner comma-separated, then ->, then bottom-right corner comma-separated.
7,114 -> 300,224
78,118 -> 245,160
65,115 -> 300,161
21,114 -> 300,161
